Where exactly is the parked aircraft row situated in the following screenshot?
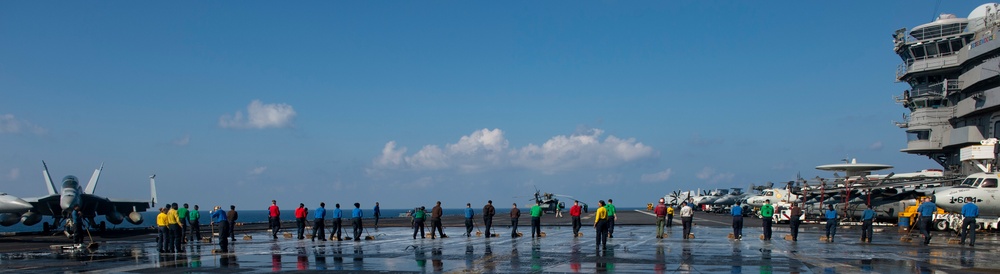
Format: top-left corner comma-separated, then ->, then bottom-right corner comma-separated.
665,159 -> 1000,223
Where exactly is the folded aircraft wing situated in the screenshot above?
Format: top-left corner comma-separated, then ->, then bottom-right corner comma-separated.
82,194 -> 151,216
24,195 -> 62,216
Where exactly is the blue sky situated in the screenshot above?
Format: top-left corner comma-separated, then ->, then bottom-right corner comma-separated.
0,1 -> 980,209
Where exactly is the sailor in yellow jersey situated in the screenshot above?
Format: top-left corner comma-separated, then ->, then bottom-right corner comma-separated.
593,200 -> 609,250
156,207 -> 168,253
167,203 -> 184,253
666,206 -> 674,227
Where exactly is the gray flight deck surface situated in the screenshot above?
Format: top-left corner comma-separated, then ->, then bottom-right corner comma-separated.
0,210 -> 995,273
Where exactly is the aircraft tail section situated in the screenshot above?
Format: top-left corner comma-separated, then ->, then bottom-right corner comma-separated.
149,174 -> 157,206
84,163 -> 103,194
42,161 -> 57,195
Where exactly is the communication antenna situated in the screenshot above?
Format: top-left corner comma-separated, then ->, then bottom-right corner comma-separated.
932,0 -> 942,21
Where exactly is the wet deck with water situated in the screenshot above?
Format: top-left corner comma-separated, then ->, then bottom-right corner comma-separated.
0,211 -> 995,273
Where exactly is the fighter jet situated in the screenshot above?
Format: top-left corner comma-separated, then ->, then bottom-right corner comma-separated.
18,162 -> 157,232
0,193 -> 37,226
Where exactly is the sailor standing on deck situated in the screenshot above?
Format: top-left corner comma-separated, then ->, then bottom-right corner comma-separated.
731,201 -> 744,240
168,203 -> 184,252
916,197 -> 936,245
227,205 -> 238,242
654,198 -> 667,239
178,204 -> 190,243
332,203 -> 343,240
789,203 -> 802,241
666,204 -> 674,228
313,203 -> 327,241
483,200 -> 495,238
156,207 -> 168,252
72,206 -> 84,248
189,205 -> 201,243
352,203 -> 363,241
960,197 -> 979,247
605,199 -> 617,238
530,202 -> 542,238
464,203 -> 475,237
824,204 -> 838,242
295,203 -> 308,240
860,204 -> 875,243
373,202 -> 381,230
510,203 -> 520,238
412,206 -> 425,239
211,206 -> 229,253
268,200 -> 281,239
431,201 -> 445,239
570,201 -> 582,237
680,201 -> 693,239
594,200 -> 609,250
760,200 -> 774,241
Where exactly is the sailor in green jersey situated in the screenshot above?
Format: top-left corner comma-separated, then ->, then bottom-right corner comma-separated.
178,203 -> 190,243
412,206 -> 426,239
760,200 -> 775,240
530,203 -> 543,238
606,199 -> 617,238
188,205 -> 201,242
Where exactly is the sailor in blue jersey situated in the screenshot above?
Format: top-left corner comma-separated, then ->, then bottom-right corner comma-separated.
825,204 -> 838,242
861,204 -> 876,243
332,204 -> 343,240
916,197 -> 937,245
464,203 -> 474,237
211,206 -> 229,253
960,197 -> 979,247
352,203 -> 363,241
731,202 -> 743,240
313,203 -> 327,241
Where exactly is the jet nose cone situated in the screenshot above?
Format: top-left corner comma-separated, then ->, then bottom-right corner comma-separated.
61,195 -> 75,211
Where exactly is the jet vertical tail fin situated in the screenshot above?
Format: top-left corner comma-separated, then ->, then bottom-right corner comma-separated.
42,161 -> 57,195
84,163 -> 103,194
149,174 -> 157,207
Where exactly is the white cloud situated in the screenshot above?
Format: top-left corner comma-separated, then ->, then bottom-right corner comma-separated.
0,114 -> 47,135
219,100 -> 296,129
869,141 -> 883,151
6,168 -> 19,181
249,166 -> 268,175
696,167 -> 735,184
641,168 -> 673,183
172,134 -> 190,146
371,128 -> 657,174
511,128 -> 656,173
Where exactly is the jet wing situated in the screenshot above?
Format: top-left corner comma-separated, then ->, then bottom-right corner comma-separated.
81,194 -> 151,216
24,195 -> 62,216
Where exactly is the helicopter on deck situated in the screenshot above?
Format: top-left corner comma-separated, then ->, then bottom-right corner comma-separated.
521,189 -> 589,214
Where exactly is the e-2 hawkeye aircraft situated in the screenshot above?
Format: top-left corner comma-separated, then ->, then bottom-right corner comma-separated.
788,159 -> 958,220
16,162 -> 157,232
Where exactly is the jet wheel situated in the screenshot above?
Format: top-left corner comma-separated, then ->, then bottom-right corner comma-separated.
100,221 -> 106,232
934,220 -> 948,231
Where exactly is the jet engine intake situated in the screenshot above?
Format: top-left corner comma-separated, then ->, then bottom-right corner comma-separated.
127,212 -> 143,225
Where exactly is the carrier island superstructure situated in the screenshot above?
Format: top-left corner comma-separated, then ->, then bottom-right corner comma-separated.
893,3 -> 1000,175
